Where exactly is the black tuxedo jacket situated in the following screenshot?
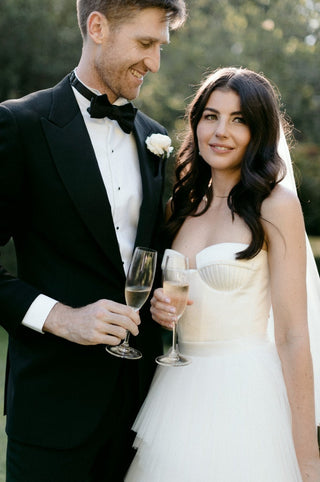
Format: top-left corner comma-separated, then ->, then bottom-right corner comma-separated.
0,75 -> 165,448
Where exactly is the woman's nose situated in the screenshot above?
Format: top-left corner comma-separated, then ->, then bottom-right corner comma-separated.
215,119 -> 228,138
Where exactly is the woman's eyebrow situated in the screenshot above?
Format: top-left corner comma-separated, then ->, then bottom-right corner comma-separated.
203,107 -> 243,115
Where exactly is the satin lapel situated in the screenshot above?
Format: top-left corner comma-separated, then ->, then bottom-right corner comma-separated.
133,114 -> 164,248
41,77 -> 123,270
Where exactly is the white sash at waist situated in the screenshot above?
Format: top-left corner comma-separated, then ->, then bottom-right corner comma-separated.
179,334 -> 271,357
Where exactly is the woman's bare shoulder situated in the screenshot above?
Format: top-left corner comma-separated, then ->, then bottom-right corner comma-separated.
261,184 -> 305,243
261,184 -> 302,221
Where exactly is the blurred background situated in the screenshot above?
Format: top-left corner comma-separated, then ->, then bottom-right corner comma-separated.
0,0 -> 319,478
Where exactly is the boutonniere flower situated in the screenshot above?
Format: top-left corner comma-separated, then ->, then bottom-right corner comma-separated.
145,133 -> 174,159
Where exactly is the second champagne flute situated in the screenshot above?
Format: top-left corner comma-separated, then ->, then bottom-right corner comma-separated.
156,252 -> 191,367
106,246 -> 157,360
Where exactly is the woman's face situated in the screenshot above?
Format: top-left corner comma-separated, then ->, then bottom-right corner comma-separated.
196,88 -> 251,176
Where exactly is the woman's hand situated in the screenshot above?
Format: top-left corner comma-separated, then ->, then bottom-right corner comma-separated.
150,287 -> 193,329
150,288 -> 177,329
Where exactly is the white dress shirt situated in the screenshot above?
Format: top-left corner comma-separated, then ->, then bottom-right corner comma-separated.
22,74 -> 142,332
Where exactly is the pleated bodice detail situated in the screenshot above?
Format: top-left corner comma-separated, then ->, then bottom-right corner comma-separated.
178,243 -> 271,342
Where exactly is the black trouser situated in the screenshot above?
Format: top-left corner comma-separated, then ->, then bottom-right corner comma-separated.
6,365 -> 138,482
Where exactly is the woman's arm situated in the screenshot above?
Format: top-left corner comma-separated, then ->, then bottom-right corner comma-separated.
262,185 -> 320,480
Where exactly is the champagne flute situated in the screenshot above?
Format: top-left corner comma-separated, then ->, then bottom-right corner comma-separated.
156,252 -> 191,367
106,246 -> 157,360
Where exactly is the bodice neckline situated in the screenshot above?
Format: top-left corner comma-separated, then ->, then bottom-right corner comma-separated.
166,243 -> 267,272
169,242 -> 267,261
197,242 -> 248,257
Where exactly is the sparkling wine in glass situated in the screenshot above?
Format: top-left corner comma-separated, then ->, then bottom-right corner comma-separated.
106,247 -> 157,360
156,252 -> 191,367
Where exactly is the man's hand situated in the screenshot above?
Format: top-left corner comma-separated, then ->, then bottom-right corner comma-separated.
43,300 -> 140,346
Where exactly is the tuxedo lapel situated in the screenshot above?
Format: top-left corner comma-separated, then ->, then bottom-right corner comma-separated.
133,114 -> 164,248
41,77 -> 123,273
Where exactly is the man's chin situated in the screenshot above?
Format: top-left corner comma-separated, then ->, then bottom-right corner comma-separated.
125,86 -> 142,101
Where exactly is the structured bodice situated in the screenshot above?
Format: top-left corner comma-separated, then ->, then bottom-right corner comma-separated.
177,243 -> 271,342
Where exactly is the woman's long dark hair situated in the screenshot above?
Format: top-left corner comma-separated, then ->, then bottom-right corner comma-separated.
166,67 -> 288,259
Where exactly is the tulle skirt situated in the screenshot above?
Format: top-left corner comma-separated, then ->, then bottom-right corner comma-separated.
125,336 -> 302,482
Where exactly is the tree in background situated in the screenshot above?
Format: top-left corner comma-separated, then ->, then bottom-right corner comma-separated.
0,0 -> 81,100
294,143 -> 320,236
136,0 -> 320,139
0,0 -> 319,234
134,0 -> 320,232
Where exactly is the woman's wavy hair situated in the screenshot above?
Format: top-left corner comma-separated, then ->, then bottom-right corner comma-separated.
166,67 -> 288,259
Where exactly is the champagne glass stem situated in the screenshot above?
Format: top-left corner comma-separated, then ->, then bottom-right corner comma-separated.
123,330 -> 131,347
155,251 -> 191,367
171,323 -> 178,357
115,330 -> 131,353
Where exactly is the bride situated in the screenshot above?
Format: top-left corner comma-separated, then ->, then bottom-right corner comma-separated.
125,67 -> 320,481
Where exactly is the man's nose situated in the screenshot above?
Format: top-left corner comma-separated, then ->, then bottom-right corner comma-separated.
144,45 -> 161,73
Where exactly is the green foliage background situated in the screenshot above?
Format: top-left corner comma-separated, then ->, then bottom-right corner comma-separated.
0,0 -> 319,477
2,0 -> 318,230
0,0 -> 319,228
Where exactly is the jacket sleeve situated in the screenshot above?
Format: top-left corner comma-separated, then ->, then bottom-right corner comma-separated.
0,104 -> 42,335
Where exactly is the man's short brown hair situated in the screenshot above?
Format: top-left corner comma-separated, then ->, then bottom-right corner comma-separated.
77,0 -> 187,38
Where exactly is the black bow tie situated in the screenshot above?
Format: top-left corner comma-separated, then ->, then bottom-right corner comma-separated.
70,72 -> 137,134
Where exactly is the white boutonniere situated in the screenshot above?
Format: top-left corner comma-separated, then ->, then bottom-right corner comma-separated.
145,133 -> 173,159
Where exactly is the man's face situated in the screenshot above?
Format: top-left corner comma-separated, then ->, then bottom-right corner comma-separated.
94,8 -> 170,103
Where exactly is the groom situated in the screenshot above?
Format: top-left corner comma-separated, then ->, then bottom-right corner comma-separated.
0,1 -> 186,481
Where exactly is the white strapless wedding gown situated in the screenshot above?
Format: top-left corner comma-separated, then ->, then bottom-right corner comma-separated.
125,243 -> 302,481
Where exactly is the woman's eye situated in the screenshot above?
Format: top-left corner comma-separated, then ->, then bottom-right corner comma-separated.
205,114 -> 217,120
234,116 -> 246,124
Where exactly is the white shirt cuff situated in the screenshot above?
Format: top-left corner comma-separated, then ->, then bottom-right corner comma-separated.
21,295 -> 58,333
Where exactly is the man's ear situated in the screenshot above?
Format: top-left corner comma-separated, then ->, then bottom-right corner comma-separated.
87,11 -> 109,44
